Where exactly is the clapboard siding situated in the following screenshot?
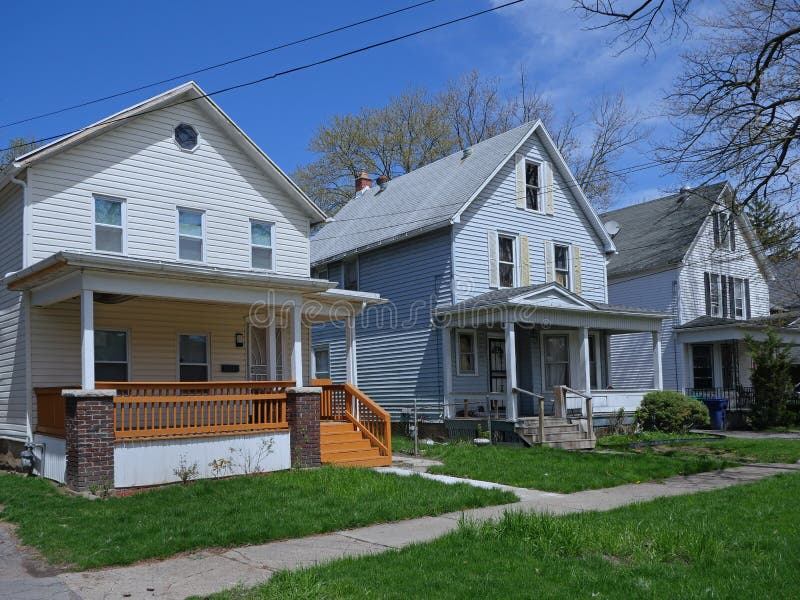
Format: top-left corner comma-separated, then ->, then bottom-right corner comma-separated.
28,101 -> 311,275
30,298 -> 311,388
679,216 -> 771,323
312,228 -> 452,419
0,184 -> 26,441
609,268 -> 680,389
453,130 -> 608,304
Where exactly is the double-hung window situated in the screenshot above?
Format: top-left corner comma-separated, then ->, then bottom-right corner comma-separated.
733,277 -> 747,318
95,330 -> 129,382
250,220 -> 274,270
313,346 -> 330,380
178,208 -> 205,262
498,235 -> 516,288
178,334 -> 209,381
456,330 -> 477,376
343,258 -> 358,291
94,196 -> 125,253
525,161 -> 541,211
709,273 -> 722,316
554,244 -> 571,289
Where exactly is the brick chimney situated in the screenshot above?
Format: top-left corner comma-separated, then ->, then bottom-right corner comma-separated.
355,172 -> 373,193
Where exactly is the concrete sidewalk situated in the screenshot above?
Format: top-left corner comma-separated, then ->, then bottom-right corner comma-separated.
57,462 -> 800,600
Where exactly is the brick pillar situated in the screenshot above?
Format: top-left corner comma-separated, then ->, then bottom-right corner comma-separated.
63,389 -> 116,491
286,387 -> 321,468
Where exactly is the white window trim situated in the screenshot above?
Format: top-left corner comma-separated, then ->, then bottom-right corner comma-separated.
455,329 -> 479,377
540,332 -> 572,391
94,328 -> 131,382
709,273 -> 723,317
552,242 -> 572,291
177,332 -> 211,381
312,344 -> 331,380
250,219 -> 275,271
524,159 -> 545,214
733,277 -> 747,319
92,194 -> 127,255
497,232 -> 519,289
173,122 -> 200,153
176,207 -> 206,263
342,257 -> 359,291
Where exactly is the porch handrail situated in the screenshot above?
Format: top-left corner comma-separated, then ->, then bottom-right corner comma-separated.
558,385 -> 593,435
34,387 -> 70,438
342,383 -> 391,458
512,386 -> 544,400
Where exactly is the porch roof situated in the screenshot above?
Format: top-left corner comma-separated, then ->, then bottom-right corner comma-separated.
434,283 -> 667,332
675,311 -> 800,343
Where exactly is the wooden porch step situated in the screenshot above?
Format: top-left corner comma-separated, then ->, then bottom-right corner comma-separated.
320,420 -> 391,467
333,455 -> 393,467
515,418 -> 596,450
321,438 -> 373,452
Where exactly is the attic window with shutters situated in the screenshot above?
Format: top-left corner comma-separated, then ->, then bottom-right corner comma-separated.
525,161 -> 541,211
174,123 -> 199,151
516,154 -> 553,214
712,211 -> 736,251
554,244 -> 571,289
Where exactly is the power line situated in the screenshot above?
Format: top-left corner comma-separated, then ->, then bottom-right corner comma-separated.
0,0 -> 525,160
0,0 -> 439,130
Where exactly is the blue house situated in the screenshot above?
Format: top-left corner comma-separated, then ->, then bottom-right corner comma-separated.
311,122 -> 665,445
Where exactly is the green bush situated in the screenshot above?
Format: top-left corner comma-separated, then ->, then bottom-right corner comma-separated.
746,330 -> 795,429
635,391 -> 710,433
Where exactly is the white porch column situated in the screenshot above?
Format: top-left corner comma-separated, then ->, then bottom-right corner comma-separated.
267,317 -> 277,380
441,326 -> 453,418
504,322 -> 518,421
345,315 -> 358,386
290,301 -> 303,385
580,327 -> 591,398
80,289 -> 95,389
682,342 -> 692,393
652,330 -> 664,390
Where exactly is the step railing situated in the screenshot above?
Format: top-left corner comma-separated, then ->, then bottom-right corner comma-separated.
513,387 -> 547,445
318,382 -> 391,458
556,386 -> 594,436
34,387 -> 72,437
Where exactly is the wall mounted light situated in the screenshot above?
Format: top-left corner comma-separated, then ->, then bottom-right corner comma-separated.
235,333 -> 244,348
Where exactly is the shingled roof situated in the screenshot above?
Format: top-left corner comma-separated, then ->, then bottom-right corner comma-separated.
601,183 -> 729,279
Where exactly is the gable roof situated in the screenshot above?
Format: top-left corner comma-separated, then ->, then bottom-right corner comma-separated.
311,121 -> 615,265
3,82 -> 327,224
601,183 -> 729,279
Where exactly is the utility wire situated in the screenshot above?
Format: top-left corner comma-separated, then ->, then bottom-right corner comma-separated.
0,0 -> 439,130
0,0 -> 525,159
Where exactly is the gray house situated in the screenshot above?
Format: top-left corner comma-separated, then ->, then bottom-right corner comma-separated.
311,121 -> 665,442
603,183 -> 800,415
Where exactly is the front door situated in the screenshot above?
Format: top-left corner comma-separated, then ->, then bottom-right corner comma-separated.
247,325 -> 283,380
692,344 -> 714,389
488,338 -> 507,393
543,334 -> 570,394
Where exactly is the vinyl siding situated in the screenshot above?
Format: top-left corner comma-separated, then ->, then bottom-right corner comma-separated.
608,268 -> 680,389
453,129 -> 608,304
27,101 -> 311,276
679,215 -> 771,323
312,228 -> 452,419
0,184 -> 26,441
29,298 -> 311,392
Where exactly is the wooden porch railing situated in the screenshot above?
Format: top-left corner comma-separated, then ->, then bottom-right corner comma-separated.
34,387 -> 70,437
95,381 -> 294,440
555,385 -> 594,434
318,381 -> 391,458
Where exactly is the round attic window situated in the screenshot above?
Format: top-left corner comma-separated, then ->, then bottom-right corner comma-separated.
174,123 -> 199,151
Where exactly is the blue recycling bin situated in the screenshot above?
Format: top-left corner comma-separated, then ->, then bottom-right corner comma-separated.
702,398 -> 728,430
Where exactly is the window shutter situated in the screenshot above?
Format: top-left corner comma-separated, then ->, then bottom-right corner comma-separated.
729,215 -> 736,251
515,153 -> 526,209
545,162 -> 554,215
745,279 -> 751,318
544,241 -> 554,283
520,235 -> 531,286
572,245 -> 582,295
721,276 -> 729,318
704,272 -> 711,315
488,230 -> 499,288
712,213 -> 720,247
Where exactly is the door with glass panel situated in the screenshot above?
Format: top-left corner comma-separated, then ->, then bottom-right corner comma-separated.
247,325 -> 283,380
543,334 -> 570,393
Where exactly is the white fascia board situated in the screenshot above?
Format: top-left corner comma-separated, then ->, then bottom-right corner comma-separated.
30,271 -> 82,307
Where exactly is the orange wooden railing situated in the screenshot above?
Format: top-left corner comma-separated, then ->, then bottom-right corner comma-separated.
95,381 -> 294,440
34,387 -> 69,438
318,382 -> 391,458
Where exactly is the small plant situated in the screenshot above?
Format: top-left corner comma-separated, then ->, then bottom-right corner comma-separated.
475,423 -> 491,440
209,457 -> 232,478
635,391 -> 709,433
87,480 -> 113,499
173,454 -> 199,485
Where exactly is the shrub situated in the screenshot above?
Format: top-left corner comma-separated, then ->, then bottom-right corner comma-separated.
635,391 -> 710,433
746,330 -> 795,429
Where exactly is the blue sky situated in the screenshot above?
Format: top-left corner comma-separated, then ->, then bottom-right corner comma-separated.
1,0 -> 701,209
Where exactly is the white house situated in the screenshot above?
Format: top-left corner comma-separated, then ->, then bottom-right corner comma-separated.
0,82 -> 387,488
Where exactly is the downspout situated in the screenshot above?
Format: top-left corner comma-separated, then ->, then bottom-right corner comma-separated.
10,173 -> 34,443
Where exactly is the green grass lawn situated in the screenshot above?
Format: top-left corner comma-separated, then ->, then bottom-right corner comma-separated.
0,467 -> 514,569
596,431 -> 713,447
395,437 -> 732,493
207,472 -> 800,599
654,437 -> 800,463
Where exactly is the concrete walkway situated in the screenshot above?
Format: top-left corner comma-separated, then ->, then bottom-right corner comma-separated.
57,462 -> 800,600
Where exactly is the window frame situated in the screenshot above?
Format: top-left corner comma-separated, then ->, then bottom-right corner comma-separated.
94,328 -> 130,382
250,219 -> 275,271
542,333 -> 571,390
177,333 -> 211,382
713,211 -> 735,250
173,123 -> 200,152
342,257 -> 359,291
709,273 -> 722,317
455,329 -> 479,377
553,243 -> 572,291
497,233 -> 518,289
524,159 -> 543,213
733,277 -> 747,318
92,194 -> 127,255
312,345 -> 331,380
176,207 -> 206,263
